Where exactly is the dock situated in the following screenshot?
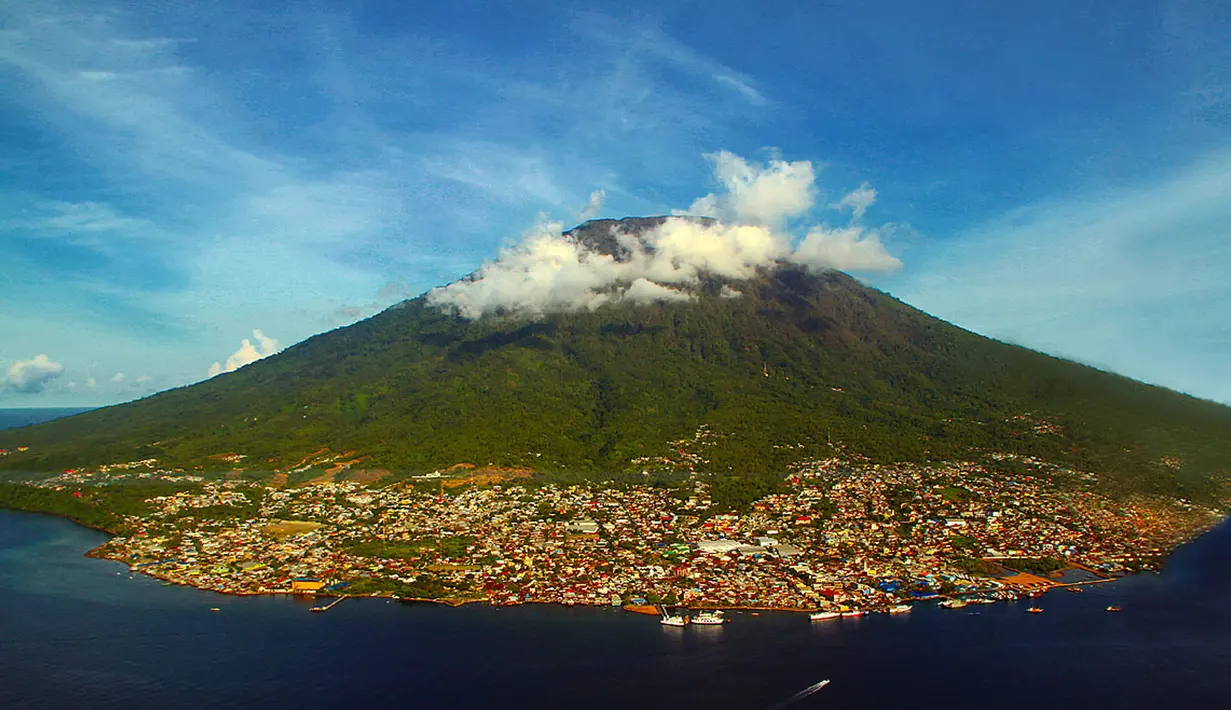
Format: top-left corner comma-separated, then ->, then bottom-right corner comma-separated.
309,596 -> 346,613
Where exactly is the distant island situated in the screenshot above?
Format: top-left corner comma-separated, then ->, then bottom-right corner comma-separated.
1,217 -> 1229,612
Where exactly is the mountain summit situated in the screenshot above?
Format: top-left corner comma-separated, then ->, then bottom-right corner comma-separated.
3,218 -> 1229,501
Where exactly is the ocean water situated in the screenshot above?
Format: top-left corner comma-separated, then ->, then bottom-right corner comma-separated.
0,407 -> 92,430
2,509 -> 1230,709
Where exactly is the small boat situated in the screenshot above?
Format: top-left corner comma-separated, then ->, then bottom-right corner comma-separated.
888,604 -> 912,614
1067,587 -> 1084,594
692,610 -> 728,625
810,611 -> 841,621
209,607 -> 221,612
1026,607 -> 1043,614
1105,605 -> 1122,613
939,599 -> 968,609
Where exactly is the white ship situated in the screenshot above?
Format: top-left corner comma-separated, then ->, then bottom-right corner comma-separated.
888,604 -> 911,614
840,610 -> 866,618
809,610 -> 840,621
692,610 -> 728,625
660,607 -> 689,626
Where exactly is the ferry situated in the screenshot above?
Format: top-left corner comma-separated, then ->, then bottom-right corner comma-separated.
1105,605 -> 1122,613
692,610 -> 728,625
840,610 -> 865,618
660,614 -> 689,627
809,611 -> 840,621
1026,607 -> 1044,614
888,604 -> 912,614
938,599 -> 968,609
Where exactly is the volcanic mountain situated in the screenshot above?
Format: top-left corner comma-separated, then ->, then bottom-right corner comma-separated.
3,217 -> 1229,500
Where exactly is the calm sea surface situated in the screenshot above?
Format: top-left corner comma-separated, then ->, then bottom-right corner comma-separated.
0,407 -> 92,430
3,409 -> 1230,708
2,509 -> 1231,709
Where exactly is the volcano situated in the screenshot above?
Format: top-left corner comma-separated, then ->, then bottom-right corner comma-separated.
3,217 -> 1229,500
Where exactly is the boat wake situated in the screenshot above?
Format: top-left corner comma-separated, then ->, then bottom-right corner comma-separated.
769,679 -> 830,708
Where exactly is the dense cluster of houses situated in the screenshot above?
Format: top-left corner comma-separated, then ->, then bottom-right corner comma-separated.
64,449 -> 1223,610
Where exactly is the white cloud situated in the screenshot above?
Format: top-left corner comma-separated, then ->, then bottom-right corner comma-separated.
889,152 -> 1231,403
86,377 -> 97,389
6,353 -> 66,394
713,74 -> 768,107
429,150 -> 902,318
624,278 -> 692,305
836,183 -> 877,221
426,214 -> 794,319
208,329 -> 280,377
578,189 -> 606,221
686,151 -> 816,227
110,372 -> 126,383
574,15 -> 770,108
426,218 -> 619,319
720,285 -> 743,299
792,225 -> 903,274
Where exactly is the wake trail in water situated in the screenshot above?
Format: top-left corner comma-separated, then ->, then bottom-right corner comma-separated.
768,679 -> 830,708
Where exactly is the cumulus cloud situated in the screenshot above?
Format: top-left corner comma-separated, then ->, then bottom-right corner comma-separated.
836,183 -> 877,221
578,189 -> 606,221
6,354 -> 66,394
686,151 -> 816,227
427,150 -> 903,319
793,225 -> 903,274
720,284 -> 743,299
110,372 -> 126,383
625,278 -> 692,304
208,329 -> 280,377
427,215 -> 789,318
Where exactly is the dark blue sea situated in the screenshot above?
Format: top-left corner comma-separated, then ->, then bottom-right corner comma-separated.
0,407 -> 92,430
3,409 -> 1231,708
3,510 -> 1231,709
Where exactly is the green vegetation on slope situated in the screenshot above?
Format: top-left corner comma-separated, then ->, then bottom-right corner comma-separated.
2,227 -> 1229,504
0,483 -> 121,532
0,481 -> 202,534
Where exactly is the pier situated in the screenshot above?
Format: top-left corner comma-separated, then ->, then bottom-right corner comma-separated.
310,596 -> 346,613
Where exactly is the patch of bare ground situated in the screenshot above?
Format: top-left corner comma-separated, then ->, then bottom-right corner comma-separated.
262,520 -> 324,539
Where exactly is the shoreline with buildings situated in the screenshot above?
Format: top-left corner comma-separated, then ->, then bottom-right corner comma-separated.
7,448 -> 1220,620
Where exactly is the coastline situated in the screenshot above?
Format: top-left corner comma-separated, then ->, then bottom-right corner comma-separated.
78,536 -> 1102,615
1,502 -> 1206,615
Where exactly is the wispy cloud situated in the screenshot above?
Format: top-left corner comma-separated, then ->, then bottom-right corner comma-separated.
890,152 -> 1231,403
572,12 -> 771,108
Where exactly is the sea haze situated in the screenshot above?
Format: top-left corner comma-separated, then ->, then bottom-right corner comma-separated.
1,509 -> 1230,709
0,408 -> 93,430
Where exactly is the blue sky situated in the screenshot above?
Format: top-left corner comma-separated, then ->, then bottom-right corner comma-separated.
2,0 -> 1229,406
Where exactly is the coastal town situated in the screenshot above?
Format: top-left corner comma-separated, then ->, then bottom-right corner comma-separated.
10,440 -> 1226,617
